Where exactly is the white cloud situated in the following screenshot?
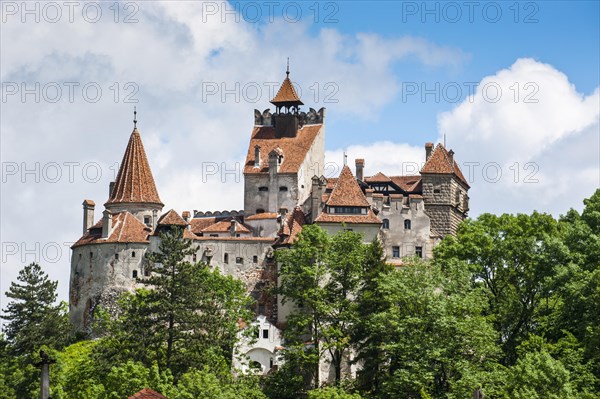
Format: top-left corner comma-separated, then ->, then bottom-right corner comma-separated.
438,58 -> 599,216
325,142 -> 425,178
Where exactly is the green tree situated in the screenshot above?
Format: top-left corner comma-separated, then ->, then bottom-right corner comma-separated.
352,239 -> 392,394
95,228 -> 253,379
359,259 -> 499,399
307,386 -> 363,399
277,225 -> 368,387
1,262 -> 71,356
434,212 -> 570,365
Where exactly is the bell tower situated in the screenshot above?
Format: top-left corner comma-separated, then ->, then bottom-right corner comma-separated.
270,60 -> 304,138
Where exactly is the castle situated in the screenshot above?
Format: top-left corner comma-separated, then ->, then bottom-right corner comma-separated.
69,69 -> 470,377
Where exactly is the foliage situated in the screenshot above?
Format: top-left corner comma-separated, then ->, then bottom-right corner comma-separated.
307,386 -> 363,399
1,262 -> 71,356
276,226 -> 370,389
94,228 -> 253,379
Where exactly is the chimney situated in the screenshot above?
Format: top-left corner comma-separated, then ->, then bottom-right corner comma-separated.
425,142 -> 434,161
254,145 -> 261,167
448,149 -> 454,164
229,219 -> 237,236
182,211 -> 191,222
102,210 -> 112,238
311,175 -> 323,222
355,159 -> 365,181
82,199 -> 95,234
109,181 -> 115,197
152,209 -> 158,230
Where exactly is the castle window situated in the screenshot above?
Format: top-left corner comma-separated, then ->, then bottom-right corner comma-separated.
258,186 -> 269,192
253,255 -> 258,263
79,253 -> 82,260
256,209 -> 265,214
382,219 -> 390,229
144,268 -> 150,277
132,251 -> 136,258
144,216 -> 151,225
258,303 -> 265,314
404,219 -> 411,230
236,257 -> 243,264
224,253 -> 229,264
193,254 -> 197,262
89,252 -> 93,259
392,246 -> 400,258
262,329 -> 269,339
415,246 -> 423,258
210,234 -> 218,237
236,233 -> 241,237
270,358 -> 274,368
279,186 -> 288,192
434,188 -> 441,194
115,253 -> 119,260
132,270 -> 138,278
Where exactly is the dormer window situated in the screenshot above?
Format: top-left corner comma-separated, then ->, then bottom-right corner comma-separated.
331,206 -> 364,214
258,186 -> 269,192
144,216 -> 151,225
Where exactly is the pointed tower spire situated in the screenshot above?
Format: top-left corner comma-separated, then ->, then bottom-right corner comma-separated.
270,60 -> 303,110
105,125 -> 163,211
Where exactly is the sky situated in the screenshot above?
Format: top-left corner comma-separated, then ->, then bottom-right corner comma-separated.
1,1 -> 599,315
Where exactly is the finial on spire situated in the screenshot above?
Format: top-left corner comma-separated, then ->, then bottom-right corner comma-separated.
286,57 -> 290,77
133,106 -> 137,128
443,132 -> 446,147
343,150 -> 348,166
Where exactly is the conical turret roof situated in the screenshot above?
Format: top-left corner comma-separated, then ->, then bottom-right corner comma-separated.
106,128 -> 163,206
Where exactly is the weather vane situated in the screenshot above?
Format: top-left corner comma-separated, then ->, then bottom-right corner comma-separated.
133,106 -> 137,128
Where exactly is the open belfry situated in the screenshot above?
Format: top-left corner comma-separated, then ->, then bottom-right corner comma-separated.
70,69 -> 470,376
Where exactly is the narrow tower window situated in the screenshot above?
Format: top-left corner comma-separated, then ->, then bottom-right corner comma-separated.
382,219 -> 390,229
404,220 -> 411,230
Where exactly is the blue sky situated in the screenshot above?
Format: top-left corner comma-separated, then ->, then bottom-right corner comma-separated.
1,0 -> 599,307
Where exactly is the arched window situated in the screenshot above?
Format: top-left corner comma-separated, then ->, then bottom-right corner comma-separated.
382,219 -> 390,229
404,219 -> 411,230
132,251 -> 136,258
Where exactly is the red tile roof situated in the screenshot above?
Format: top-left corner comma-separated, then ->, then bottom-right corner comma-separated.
201,220 -> 251,234
157,209 -> 188,226
244,124 -> 323,174
128,388 -> 169,399
72,212 -> 150,247
106,128 -> 163,206
367,172 -> 392,183
315,209 -> 382,224
326,165 -> 370,207
420,143 -> 469,187
245,212 -> 278,220
194,236 -> 276,242
271,76 -> 303,105
389,176 -> 421,192
277,207 -> 305,245
189,218 -> 217,234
